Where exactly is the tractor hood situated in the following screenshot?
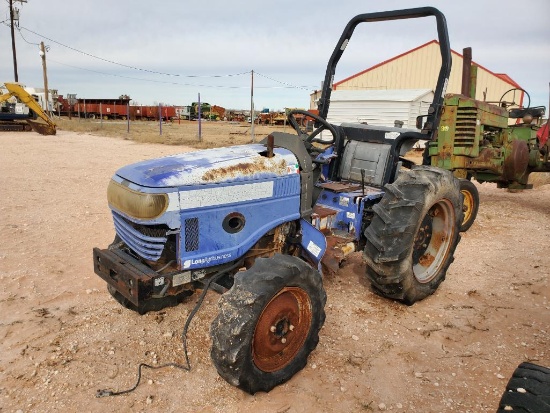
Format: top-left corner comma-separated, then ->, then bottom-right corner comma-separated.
115,144 -> 300,188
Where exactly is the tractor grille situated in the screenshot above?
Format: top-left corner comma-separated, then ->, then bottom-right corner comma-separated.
454,107 -> 477,148
112,211 -> 167,261
184,217 -> 199,252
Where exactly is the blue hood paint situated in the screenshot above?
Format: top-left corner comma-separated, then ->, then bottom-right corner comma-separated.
115,144 -> 299,188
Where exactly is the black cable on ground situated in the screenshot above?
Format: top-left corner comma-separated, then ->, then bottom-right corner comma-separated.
96,262 -> 241,398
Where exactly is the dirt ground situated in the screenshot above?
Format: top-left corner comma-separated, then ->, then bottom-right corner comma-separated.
1,124 -> 549,413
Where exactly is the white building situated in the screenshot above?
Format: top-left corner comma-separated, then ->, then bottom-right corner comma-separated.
325,89 -> 434,129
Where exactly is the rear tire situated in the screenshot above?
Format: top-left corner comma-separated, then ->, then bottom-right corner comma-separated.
364,166 -> 462,304
459,178 -> 479,232
210,254 -> 326,394
497,362 -> 550,412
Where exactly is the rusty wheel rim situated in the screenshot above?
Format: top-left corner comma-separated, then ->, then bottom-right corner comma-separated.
461,188 -> 475,227
252,287 -> 312,372
412,199 -> 455,283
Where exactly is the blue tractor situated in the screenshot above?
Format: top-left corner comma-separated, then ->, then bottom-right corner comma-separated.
93,7 -> 462,394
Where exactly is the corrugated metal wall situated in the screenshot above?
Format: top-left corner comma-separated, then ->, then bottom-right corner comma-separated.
332,41 -> 521,105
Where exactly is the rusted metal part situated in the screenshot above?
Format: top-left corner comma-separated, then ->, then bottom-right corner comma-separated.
93,247 -> 156,306
412,199 -> 454,284
266,134 -> 274,158
469,65 -> 478,101
435,95 -> 543,185
445,94 -> 508,124
503,139 -> 529,181
322,234 -> 356,274
202,157 -> 287,182
95,246 -> 198,311
432,94 -> 510,167
453,169 -> 468,179
27,119 -> 56,135
463,147 -> 502,174
252,287 -> 312,372
461,47 -> 472,97
242,223 -> 296,269
318,182 -> 362,193
311,205 -> 337,233
311,204 -> 358,273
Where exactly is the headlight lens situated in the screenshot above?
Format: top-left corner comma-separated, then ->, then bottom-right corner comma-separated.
107,180 -> 168,220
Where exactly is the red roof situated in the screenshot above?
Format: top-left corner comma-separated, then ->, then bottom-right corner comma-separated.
333,40 -> 522,90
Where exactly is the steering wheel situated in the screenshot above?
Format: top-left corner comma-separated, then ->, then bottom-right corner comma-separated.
287,109 -> 337,145
499,88 -> 531,109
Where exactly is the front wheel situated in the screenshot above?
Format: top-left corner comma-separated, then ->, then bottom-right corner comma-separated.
210,254 -> 326,394
459,178 -> 479,232
364,166 -> 463,304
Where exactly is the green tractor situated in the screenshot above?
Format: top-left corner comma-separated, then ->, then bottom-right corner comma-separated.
427,86 -> 548,231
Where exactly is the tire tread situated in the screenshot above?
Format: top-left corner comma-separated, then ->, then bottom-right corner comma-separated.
210,254 -> 326,394
364,166 -> 462,304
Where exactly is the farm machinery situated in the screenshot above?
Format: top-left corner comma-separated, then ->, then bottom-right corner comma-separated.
428,87 -> 549,231
0,82 -> 56,135
93,7 -> 463,394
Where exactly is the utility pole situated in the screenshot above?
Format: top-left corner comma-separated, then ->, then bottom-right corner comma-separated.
39,41 -> 50,115
9,0 -> 18,82
250,70 -> 255,142
9,0 -> 27,82
198,93 -> 202,142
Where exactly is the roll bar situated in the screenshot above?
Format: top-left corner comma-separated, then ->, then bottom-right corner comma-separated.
317,7 -> 451,139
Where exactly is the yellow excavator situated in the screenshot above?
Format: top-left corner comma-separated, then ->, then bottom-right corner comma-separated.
0,82 -> 56,135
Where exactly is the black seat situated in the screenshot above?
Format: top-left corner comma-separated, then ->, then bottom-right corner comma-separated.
509,106 -> 545,119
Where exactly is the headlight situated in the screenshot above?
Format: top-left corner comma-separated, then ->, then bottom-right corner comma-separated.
107,180 -> 168,220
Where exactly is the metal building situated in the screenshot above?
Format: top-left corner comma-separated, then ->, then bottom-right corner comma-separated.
325,89 -> 434,128
310,40 -> 523,109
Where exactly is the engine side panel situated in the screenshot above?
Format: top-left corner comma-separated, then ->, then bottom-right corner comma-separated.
178,175 -> 301,270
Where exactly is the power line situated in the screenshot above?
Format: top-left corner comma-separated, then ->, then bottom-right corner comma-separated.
255,71 -> 314,90
19,26 -> 250,79
48,58 -> 310,90
15,24 -> 38,45
47,58 -> 251,89
3,21 -> 316,92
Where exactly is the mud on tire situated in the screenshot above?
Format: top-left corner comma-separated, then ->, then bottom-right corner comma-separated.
364,165 -> 462,304
210,254 -> 326,394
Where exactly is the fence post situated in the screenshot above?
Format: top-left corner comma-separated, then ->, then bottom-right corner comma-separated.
198,93 -> 202,142
158,104 -> 162,135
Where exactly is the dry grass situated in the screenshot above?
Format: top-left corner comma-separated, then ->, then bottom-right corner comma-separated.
529,172 -> 550,188
54,117 -> 293,149
53,118 -> 550,187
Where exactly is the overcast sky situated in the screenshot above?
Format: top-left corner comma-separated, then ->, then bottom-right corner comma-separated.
1,0 -> 549,111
